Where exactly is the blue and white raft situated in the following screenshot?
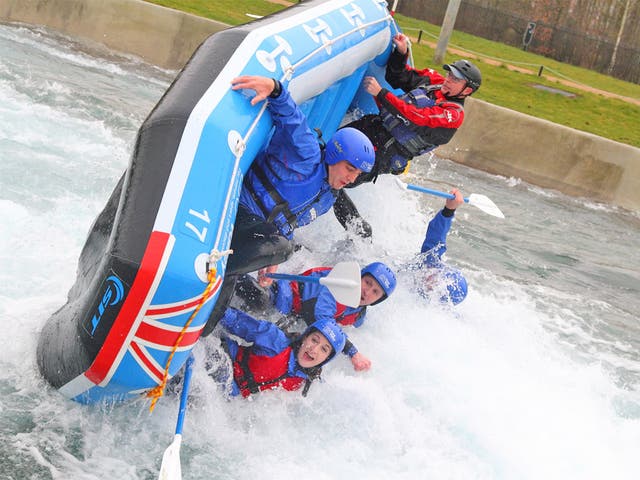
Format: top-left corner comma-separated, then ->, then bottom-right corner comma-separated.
37,0 -> 397,404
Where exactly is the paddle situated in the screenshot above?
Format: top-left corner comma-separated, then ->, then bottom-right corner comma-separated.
265,261 -> 361,308
395,179 -> 505,218
158,354 -> 195,480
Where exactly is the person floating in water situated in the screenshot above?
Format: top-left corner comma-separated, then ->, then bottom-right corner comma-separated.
411,188 -> 468,305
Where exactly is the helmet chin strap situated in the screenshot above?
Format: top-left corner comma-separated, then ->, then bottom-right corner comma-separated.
445,82 -> 471,99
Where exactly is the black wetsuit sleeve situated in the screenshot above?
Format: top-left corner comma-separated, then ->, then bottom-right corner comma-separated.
342,338 -> 357,357
385,48 -> 432,91
333,190 -> 372,239
442,207 -> 456,217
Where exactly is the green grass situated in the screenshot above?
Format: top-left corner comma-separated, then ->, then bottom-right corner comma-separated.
147,0 -> 284,26
143,1 -> 640,147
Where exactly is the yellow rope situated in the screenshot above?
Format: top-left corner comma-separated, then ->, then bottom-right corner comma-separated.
147,262 -> 220,413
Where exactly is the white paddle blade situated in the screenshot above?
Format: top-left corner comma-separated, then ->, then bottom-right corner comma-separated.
159,435 -> 182,480
467,194 -> 505,219
394,177 -> 408,190
321,261 -> 361,308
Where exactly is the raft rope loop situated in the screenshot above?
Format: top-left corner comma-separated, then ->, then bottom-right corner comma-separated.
147,248 -> 233,413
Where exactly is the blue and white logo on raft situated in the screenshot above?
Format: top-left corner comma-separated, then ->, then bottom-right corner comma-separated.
90,275 -> 125,335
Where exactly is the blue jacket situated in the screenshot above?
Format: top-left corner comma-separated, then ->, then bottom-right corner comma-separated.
420,208 -> 454,267
239,85 -> 337,240
272,269 -> 364,358
220,308 -> 309,396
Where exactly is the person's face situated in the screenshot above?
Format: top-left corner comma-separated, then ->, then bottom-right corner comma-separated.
297,331 -> 333,368
440,72 -> 473,97
327,160 -> 362,189
360,274 -> 385,306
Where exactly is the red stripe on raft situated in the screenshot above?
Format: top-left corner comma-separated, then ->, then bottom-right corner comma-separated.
135,322 -> 204,347
145,278 -> 220,316
85,231 -> 170,385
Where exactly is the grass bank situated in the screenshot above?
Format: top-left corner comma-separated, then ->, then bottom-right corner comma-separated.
145,0 -> 640,147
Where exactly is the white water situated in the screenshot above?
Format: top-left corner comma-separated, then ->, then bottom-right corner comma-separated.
1,23 -> 639,480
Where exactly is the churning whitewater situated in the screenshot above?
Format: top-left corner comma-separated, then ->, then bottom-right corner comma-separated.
1,22 -> 639,480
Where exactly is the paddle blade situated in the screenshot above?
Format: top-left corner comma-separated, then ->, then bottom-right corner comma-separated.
159,435 -> 182,480
467,194 -> 505,218
321,261 -> 361,308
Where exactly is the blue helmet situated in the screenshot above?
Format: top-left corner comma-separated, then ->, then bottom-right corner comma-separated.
325,127 -> 374,173
441,267 -> 468,305
361,262 -> 396,305
305,318 -> 346,364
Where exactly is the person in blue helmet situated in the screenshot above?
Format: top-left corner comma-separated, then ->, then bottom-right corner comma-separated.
210,307 -> 346,398
233,261 -> 397,371
415,188 -> 468,305
202,75 -> 375,335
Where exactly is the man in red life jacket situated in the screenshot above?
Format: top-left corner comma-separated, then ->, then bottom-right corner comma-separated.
333,32 -> 482,238
234,262 -> 397,372
215,307 -> 346,397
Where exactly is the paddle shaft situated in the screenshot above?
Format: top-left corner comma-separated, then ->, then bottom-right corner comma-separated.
265,261 -> 361,308
175,355 -> 194,436
405,183 -> 470,204
266,273 -> 358,288
266,273 -> 320,283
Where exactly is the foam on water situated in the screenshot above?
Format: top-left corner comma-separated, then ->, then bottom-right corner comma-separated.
1,22 -> 639,480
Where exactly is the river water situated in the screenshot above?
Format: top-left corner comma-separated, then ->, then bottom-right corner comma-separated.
1,22 -> 639,480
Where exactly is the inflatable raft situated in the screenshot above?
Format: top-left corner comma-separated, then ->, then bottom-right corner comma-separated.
37,0 -> 396,404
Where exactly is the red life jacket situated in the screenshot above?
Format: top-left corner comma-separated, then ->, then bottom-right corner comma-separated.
232,345 -> 305,398
290,267 -> 365,326
334,304 -> 366,326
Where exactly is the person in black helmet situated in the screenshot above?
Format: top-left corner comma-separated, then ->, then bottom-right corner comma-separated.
333,32 -> 481,239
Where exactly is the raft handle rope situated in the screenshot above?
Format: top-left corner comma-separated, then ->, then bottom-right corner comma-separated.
147,248 -> 233,413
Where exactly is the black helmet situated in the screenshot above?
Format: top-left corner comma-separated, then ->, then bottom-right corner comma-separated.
443,60 -> 482,92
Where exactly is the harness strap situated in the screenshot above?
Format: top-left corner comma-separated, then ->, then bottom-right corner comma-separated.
291,280 -> 303,314
245,164 -> 298,231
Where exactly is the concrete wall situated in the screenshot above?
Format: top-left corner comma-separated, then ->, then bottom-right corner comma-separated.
0,0 -> 227,69
3,0 -> 639,211
437,99 -> 640,211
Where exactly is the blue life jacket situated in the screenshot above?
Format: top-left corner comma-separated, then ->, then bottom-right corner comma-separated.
379,84 -> 461,160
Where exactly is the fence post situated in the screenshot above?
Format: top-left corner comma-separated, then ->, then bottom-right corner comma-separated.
434,0 -> 462,64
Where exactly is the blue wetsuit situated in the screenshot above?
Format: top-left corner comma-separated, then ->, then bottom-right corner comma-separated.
271,268 -> 364,358
420,206 -> 456,267
239,83 -> 337,241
